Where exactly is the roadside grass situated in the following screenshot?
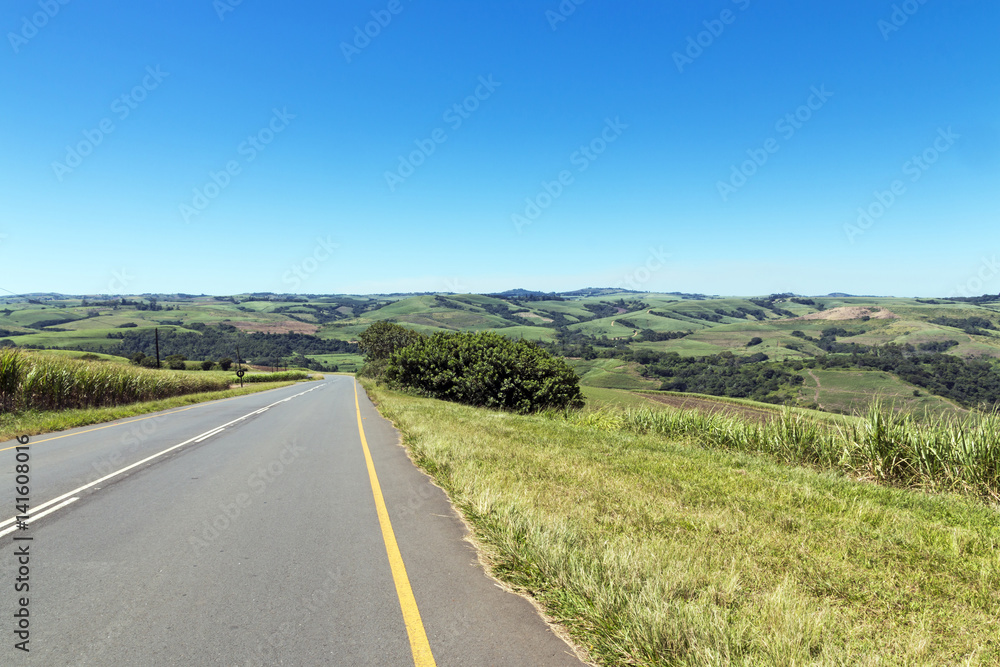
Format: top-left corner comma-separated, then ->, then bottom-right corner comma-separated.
0,380 -> 305,442
564,399 -> 1000,500
364,382 -> 1000,666
1,349 -> 234,412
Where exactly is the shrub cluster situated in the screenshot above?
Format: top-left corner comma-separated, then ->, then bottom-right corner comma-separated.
366,326 -> 583,413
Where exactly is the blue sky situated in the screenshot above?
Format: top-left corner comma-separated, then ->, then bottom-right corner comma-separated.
2,0 -> 997,297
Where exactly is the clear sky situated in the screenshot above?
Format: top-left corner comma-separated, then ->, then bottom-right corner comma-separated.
2,0 -> 998,297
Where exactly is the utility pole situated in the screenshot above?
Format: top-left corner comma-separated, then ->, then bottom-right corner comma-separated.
236,344 -> 243,388
155,328 -> 161,369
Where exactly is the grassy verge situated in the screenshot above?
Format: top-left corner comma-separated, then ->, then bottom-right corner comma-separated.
363,381 -> 1000,665
571,404 -> 1000,500
0,381 -> 306,442
0,349 -> 232,412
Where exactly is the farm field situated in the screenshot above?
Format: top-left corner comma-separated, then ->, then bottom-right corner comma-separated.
306,353 -> 365,373
3,290 -> 1000,418
482,325 -> 559,342
800,369 -> 962,418
566,358 -> 661,390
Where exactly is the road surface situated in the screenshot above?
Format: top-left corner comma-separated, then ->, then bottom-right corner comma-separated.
0,377 -> 586,666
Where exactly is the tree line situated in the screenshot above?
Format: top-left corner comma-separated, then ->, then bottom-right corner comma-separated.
106,323 -> 357,366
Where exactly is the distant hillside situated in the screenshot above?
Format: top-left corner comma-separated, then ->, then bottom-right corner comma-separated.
3,290 -> 1000,417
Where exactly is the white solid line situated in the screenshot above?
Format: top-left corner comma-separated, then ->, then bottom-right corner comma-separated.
0,497 -> 79,539
194,427 -> 225,443
26,497 -> 79,523
0,387 -> 313,535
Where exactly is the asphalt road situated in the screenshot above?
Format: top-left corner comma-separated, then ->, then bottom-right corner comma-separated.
0,377 -> 586,666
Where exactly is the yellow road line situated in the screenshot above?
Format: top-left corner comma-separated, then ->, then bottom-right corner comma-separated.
0,406 -> 202,453
354,382 -> 436,667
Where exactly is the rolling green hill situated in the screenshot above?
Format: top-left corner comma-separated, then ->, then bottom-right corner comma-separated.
3,290 -> 999,418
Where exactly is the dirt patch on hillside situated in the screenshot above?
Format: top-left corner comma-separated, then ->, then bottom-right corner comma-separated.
793,307 -> 898,321
231,320 -> 320,334
638,393 -> 780,423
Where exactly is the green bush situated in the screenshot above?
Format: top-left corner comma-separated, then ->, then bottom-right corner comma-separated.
383,331 -> 584,413
358,321 -> 424,378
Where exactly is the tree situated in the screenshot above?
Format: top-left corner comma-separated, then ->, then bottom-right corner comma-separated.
358,321 -> 424,378
201,360 -> 215,371
165,354 -> 186,370
219,357 -> 233,371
